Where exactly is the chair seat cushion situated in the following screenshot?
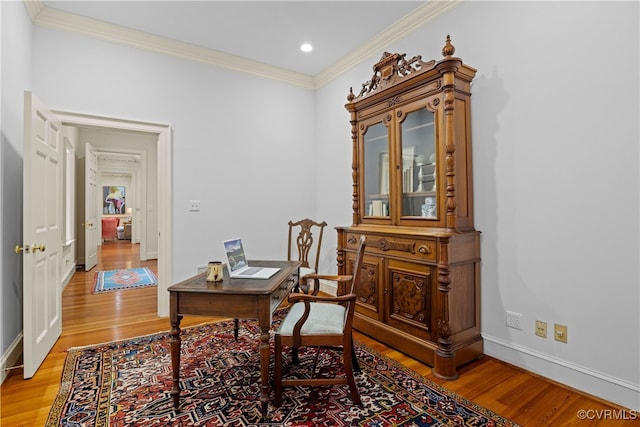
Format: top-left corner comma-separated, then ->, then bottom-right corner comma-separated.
278,303 -> 345,336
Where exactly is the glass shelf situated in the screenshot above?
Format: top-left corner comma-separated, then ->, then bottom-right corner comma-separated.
400,107 -> 436,218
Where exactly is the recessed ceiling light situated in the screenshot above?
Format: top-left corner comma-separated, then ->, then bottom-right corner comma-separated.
300,43 -> 313,53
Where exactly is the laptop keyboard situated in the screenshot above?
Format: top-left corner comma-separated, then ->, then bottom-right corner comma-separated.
243,267 -> 263,275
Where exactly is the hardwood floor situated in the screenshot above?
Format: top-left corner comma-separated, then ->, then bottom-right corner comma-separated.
1,240 -> 631,426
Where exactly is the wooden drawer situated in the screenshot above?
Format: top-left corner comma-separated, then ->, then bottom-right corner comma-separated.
345,232 -> 436,262
270,270 -> 299,313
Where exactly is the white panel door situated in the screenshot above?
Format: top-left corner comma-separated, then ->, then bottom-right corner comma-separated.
22,92 -> 63,378
84,143 -> 98,271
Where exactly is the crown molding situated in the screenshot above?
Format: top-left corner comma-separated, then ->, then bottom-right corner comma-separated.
314,0 -> 462,88
29,1 -> 315,89
25,0 -> 460,90
22,0 -> 44,21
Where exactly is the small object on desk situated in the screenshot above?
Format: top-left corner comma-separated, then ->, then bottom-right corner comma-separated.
206,261 -> 224,282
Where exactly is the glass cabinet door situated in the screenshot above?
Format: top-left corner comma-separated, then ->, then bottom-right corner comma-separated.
363,121 -> 390,217
399,107 -> 436,218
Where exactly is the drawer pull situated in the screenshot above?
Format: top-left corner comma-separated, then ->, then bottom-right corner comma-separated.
418,245 -> 432,255
369,237 -> 415,254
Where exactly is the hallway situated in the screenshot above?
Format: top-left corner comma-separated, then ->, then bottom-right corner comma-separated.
0,242 -> 219,425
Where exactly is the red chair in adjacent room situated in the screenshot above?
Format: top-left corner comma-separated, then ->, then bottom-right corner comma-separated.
101,217 -> 119,242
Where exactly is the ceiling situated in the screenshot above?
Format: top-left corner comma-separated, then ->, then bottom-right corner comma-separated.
29,1 -> 460,88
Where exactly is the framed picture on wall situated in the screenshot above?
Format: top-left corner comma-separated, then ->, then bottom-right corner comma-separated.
103,185 -> 126,214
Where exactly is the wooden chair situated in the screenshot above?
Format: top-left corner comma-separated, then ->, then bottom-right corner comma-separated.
274,235 -> 366,407
287,218 -> 327,294
230,219 -> 328,341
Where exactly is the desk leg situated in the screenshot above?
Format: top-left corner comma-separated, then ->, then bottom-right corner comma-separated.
259,324 -> 270,418
170,313 -> 183,410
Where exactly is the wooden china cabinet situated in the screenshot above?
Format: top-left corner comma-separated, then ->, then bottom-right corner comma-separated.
336,36 -> 482,380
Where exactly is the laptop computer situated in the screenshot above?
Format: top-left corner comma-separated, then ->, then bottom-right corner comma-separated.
222,238 -> 280,279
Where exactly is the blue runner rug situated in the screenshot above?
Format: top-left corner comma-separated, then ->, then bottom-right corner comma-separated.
93,267 -> 157,293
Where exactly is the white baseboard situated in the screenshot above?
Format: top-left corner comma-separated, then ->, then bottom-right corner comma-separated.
318,279 -> 337,296
1,333 -> 23,385
62,263 -> 76,289
483,333 -> 640,411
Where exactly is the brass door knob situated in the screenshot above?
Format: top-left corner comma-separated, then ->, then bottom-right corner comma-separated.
31,244 -> 46,253
14,245 -> 29,254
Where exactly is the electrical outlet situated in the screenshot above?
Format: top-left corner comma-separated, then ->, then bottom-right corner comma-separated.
506,311 -> 523,330
554,324 -> 568,343
535,320 -> 547,338
189,200 -> 201,212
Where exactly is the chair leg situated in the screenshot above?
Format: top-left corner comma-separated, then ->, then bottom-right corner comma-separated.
343,352 -> 362,405
234,318 -> 239,341
344,340 -> 362,405
345,367 -> 362,405
351,340 -> 361,373
274,335 -> 283,407
311,347 -> 321,377
291,347 -> 299,364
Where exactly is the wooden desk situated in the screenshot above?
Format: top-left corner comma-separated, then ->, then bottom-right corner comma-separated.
168,260 -> 301,418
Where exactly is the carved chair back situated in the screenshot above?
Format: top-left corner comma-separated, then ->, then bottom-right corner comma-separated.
287,218 -> 327,273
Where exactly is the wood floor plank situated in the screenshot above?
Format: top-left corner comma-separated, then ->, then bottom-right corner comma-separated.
1,240 -> 630,426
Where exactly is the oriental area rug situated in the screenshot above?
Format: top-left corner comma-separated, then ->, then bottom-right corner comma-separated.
46,314 -> 519,427
93,267 -> 157,293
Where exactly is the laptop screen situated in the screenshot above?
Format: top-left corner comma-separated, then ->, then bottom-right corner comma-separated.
223,238 -> 248,273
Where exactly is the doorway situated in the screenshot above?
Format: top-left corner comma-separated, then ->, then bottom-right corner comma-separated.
54,110 -> 173,317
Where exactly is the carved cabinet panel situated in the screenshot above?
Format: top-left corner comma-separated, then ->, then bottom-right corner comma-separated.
352,255 -> 382,322
387,260 -> 433,340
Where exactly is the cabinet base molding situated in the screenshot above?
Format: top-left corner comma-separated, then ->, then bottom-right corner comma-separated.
354,312 -> 483,378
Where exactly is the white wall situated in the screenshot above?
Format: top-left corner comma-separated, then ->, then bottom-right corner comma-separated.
0,0 -> 32,381
31,27 -> 318,281
316,1 -> 639,410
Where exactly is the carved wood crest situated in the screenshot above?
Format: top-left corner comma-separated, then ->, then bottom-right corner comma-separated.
349,52 -> 436,101
347,35 -> 457,104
